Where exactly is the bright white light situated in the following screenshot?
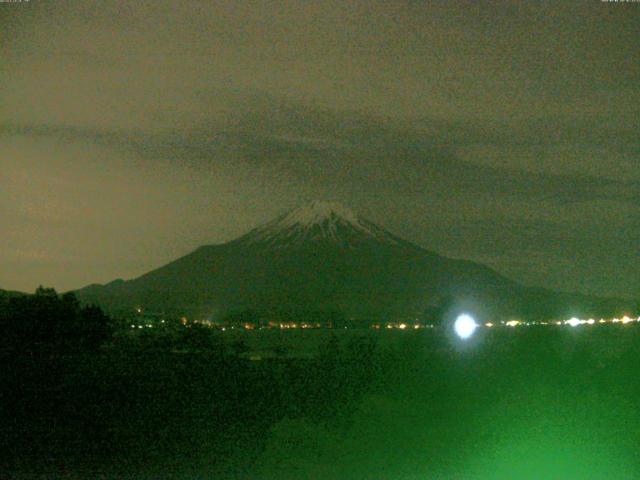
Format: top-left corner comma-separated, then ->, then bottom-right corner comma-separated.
454,314 -> 477,340
566,318 -> 581,327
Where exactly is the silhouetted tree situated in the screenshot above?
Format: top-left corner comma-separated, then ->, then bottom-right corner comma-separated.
76,304 -> 112,350
178,323 -> 225,354
230,338 -> 249,357
0,287 -> 112,354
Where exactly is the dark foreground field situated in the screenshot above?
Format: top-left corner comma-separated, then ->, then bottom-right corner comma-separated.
3,326 -> 640,479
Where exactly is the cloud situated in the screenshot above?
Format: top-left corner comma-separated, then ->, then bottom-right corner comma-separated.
0,1 -> 638,297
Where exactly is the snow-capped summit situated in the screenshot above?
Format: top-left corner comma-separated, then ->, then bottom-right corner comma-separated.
273,201 -> 360,228
238,200 -> 401,247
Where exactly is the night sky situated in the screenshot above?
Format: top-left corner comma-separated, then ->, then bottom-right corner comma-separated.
1,1 -> 638,299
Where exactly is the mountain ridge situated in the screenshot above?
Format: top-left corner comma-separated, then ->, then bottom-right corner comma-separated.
75,201 -> 636,322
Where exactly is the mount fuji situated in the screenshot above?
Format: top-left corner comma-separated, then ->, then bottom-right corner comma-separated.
75,201 -> 633,323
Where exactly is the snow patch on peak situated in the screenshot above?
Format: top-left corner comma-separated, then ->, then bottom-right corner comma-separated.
238,201 -> 402,247
276,201 -> 360,229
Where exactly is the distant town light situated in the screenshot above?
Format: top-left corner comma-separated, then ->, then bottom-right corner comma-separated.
566,318 -> 581,327
454,314 -> 477,340
505,320 -> 520,327
485,322 -> 494,328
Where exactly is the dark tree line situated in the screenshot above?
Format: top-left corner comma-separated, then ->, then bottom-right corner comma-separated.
0,288 -> 387,477
0,286 -> 112,354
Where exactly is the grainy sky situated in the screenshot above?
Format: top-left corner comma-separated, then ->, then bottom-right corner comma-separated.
1,0 -> 638,298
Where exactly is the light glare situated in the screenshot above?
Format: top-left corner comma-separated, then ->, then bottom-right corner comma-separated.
454,314 -> 477,340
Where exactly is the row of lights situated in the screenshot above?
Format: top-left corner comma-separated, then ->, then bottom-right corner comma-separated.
132,307 -> 638,336
455,314 -> 640,340
503,316 -> 640,328
373,323 -> 436,330
130,319 -> 166,329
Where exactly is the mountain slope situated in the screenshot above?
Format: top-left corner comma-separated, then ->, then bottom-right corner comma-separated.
75,202 -> 635,322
